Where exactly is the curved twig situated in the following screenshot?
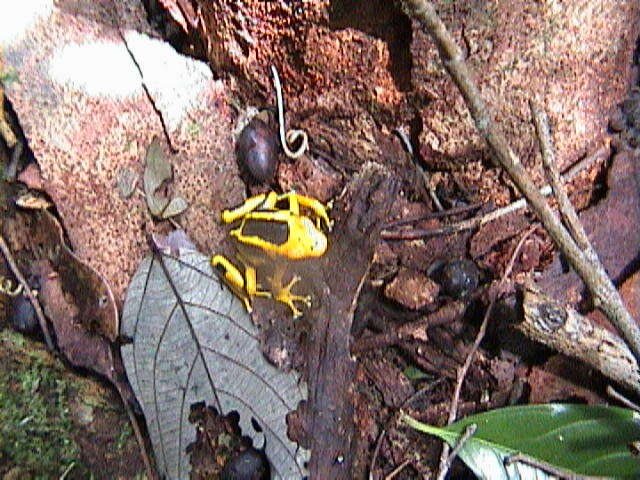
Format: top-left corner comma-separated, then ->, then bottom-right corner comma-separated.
271,65 -> 308,159
0,276 -> 23,296
0,234 -> 55,350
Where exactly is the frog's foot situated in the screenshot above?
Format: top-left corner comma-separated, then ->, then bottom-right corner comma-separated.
238,295 -> 253,313
273,275 -> 311,318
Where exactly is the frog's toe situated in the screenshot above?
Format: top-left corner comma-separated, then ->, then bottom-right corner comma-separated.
274,275 -> 312,317
298,294 -> 312,307
290,304 -> 304,319
287,293 -> 312,309
275,292 -> 309,317
242,297 -> 253,313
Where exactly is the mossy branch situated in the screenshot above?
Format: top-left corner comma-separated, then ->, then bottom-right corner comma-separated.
400,0 -> 640,364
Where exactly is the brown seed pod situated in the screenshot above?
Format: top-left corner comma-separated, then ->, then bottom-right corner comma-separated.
9,292 -> 39,334
438,258 -> 480,299
236,116 -> 279,183
220,447 -> 270,480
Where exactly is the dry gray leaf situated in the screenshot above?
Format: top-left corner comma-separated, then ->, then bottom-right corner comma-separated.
116,167 -> 138,199
143,138 -> 188,218
121,248 -> 308,479
162,195 -> 189,218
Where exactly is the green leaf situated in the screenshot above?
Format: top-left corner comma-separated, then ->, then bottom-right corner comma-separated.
403,365 -> 431,381
404,404 -> 640,479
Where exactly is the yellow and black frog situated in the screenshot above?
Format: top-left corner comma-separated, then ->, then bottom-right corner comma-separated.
212,191 -> 332,318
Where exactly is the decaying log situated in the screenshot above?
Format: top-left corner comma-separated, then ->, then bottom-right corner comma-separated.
304,163 -> 397,479
518,285 -> 640,396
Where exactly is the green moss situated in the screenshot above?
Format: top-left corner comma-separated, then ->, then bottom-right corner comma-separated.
0,68 -> 19,87
0,329 -> 85,478
186,121 -> 202,137
115,422 -> 133,451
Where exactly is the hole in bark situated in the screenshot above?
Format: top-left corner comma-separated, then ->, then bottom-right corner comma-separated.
328,0 -> 413,92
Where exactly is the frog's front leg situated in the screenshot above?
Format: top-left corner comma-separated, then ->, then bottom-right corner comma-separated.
269,272 -> 311,319
221,192 -> 276,224
211,255 -> 270,313
276,192 -> 333,231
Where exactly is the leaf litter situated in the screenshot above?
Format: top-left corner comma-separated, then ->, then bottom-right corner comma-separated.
143,138 -> 188,219
121,243 -> 309,479
3,0 -> 640,477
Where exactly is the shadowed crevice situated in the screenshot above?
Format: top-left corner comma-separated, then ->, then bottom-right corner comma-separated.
328,0 -> 413,92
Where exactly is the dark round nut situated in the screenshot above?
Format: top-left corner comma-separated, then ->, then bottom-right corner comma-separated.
438,259 -> 480,299
236,117 -> 278,183
220,448 -> 269,480
9,293 -> 39,335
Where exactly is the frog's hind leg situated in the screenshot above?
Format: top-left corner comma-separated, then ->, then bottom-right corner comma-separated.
243,264 -> 271,299
211,255 -> 253,312
212,255 -> 271,313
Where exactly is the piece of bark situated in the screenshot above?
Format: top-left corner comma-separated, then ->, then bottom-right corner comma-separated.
518,284 -> 640,395
304,163 -> 397,479
537,149 -> 640,305
527,356 -> 606,405
384,267 -> 440,310
363,358 -> 414,409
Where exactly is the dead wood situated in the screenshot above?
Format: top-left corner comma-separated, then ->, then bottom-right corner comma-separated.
519,285 -> 640,396
304,163 -> 398,479
350,301 -> 464,355
400,0 -> 640,365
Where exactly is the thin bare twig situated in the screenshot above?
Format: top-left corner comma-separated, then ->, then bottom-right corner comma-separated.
59,461 -> 76,480
531,100 -> 596,262
383,202 -> 481,229
394,127 -> 444,211
0,233 -> 54,350
118,389 -> 158,479
0,84 -> 17,148
400,0 -> 640,364
436,227 -> 535,480
384,459 -> 410,480
505,452 -> 602,480
607,385 -> 640,412
381,143 -> 604,240
369,429 -> 387,480
442,424 -> 477,471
